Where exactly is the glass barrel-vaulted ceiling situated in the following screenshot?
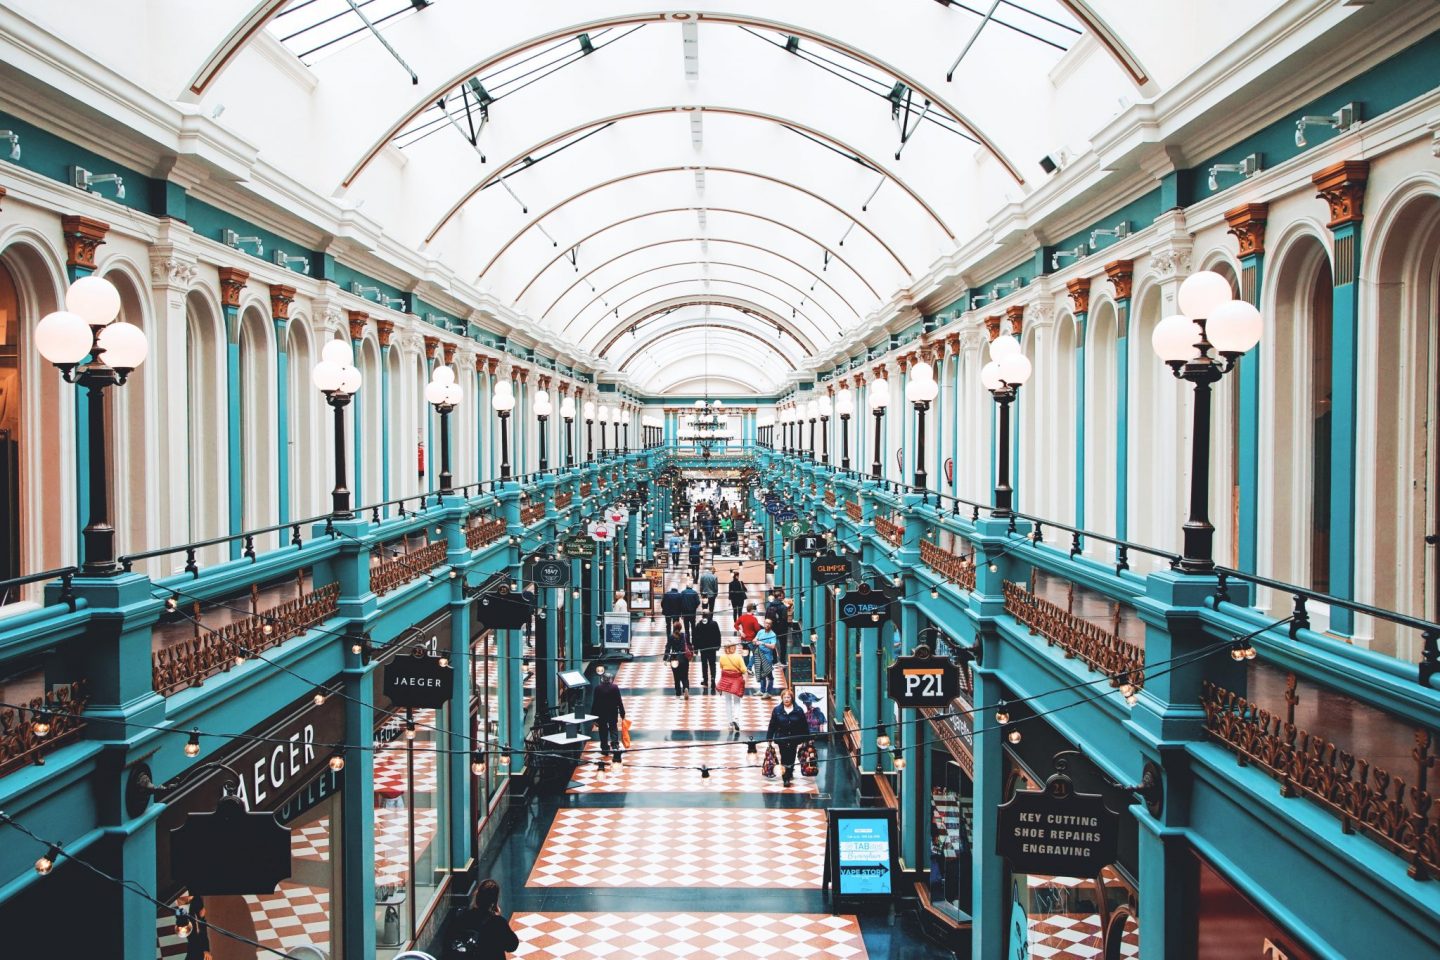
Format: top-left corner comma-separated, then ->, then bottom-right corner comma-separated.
13,0 -> 1289,394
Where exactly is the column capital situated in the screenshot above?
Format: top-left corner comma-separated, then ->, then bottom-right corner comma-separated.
1005,304 -> 1026,339
486,356 -> 499,375
896,353 -> 911,373
984,315 -> 1003,341
1312,160 -> 1369,229
61,215 -> 109,271
442,342 -> 457,365
269,284 -> 296,321
1104,259 -> 1134,300
558,382 -> 570,396
1065,277 -> 1092,314
376,318 -> 396,347
1224,202 -> 1269,257
423,335 -> 441,359
871,363 -> 887,381
854,372 -> 866,386
537,374 -> 552,390
150,247 -> 199,291
218,266 -> 249,309
348,310 -> 370,342
515,367 -> 529,384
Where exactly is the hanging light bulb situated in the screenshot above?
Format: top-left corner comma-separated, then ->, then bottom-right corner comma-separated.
329,752 -> 346,772
261,622 -> 274,636
164,596 -> 179,613
747,738 -> 759,755
499,750 -> 512,767
1118,677 -> 1135,699
1007,726 -> 1023,744
988,562 -> 999,573
1230,643 -> 1246,662
438,654 -> 450,668
892,749 -> 906,771
471,752 -> 486,776
174,909 -> 193,940
810,631 -> 819,643
35,845 -> 59,875
1125,690 -> 1139,707
876,727 -> 891,750
31,711 -> 51,738
572,589 -> 580,599
184,728 -> 201,758
233,649 -> 246,667
994,702 -> 1010,725
404,719 -> 417,741
931,586 -> 939,599
700,766 -> 711,779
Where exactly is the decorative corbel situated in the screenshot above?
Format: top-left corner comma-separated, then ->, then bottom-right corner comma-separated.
348,311 -> 370,342
1065,277 -> 1092,315
218,267 -> 249,309
1005,304 -> 1026,339
376,319 -> 395,348
1311,160 -> 1369,228
443,342 -> 457,365
1104,259 -> 1134,300
1224,202 -> 1269,258
268,284 -> 295,322
61,215 -> 109,272
423,335 -> 440,360
984,315 -> 1003,341
945,332 -> 961,357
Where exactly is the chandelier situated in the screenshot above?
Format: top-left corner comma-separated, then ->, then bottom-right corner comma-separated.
689,397 -> 725,459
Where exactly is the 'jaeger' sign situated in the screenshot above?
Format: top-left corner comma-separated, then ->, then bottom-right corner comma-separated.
383,651 -> 454,709
995,773 -> 1118,878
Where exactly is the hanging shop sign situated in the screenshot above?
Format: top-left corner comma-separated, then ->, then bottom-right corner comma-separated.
780,518 -> 813,539
792,532 -> 827,555
626,576 -> 654,613
562,534 -> 596,558
383,650 -> 454,710
588,519 -> 616,542
838,584 -> 892,628
995,772 -> 1119,878
887,650 -> 961,708
607,506 -> 630,527
824,808 -> 898,902
602,611 -> 631,650
811,554 -> 854,586
529,558 -> 571,588
171,793 -> 292,896
473,586 -> 535,630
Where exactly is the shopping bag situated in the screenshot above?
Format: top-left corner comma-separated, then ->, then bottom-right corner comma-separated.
799,741 -> 818,777
620,717 -> 632,748
762,744 -> 778,779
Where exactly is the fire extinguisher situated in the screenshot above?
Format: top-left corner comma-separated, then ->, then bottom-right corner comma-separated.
417,428 -> 426,481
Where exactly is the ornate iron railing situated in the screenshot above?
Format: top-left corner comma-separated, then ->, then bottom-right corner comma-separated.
371,541 -> 447,596
824,489 -> 836,507
554,491 -> 573,510
520,503 -> 545,525
1003,580 -> 1145,689
875,516 -> 905,547
845,500 -> 862,523
1202,678 -> 1440,880
0,682 -> 88,777
465,517 -> 506,551
580,482 -> 592,497
152,583 -> 340,695
920,541 -> 976,591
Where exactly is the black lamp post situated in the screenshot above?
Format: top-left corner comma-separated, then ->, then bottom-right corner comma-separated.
34,276 -> 152,574
981,339 -> 1032,518
869,379 -> 889,481
584,400 -> 595,461
808,407 -> 817,460
426,366 -> 462,495
493,380 -> 515,480
835,389 -> 854,472
818,395 -> 832,466
1152,271 -> 1264,572
534,389 -> 552,472
561,396 -> 576,467
906,363 -> 938,490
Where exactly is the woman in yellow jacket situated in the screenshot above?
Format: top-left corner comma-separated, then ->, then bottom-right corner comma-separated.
715,641 -> 751,734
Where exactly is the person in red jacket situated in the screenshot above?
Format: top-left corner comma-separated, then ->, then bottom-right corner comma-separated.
733,602 -> 762,669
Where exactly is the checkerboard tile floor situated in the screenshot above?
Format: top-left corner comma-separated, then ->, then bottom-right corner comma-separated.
620,690 -> 778,730
246,881 -> 332,953
375,807 -> 439,883
374,740 -> 438,795
529,807 -> 827,888
1027,913 -> 1140,958
509,911 -> 868,959
568,742 -> 817,794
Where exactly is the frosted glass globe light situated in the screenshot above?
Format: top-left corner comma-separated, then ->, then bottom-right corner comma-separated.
910,361 -> 934,382
980,361 -> 1004,392
1151,314 -> 1203,363
492,387 -> 515,411
989,334 -> 1020,361
321,339 -> 352,365
65,275 -> 121,328
493,378 -> 513,397
906,375 -> 939,403
817,395 -> 832,416
869,378 -> 890,409
835,389 -> 854,415
442,383 -> 462,405
34,310 -> 94,365
336,365 -> 362,395
432,365 -> 455,385
1178,271 -> 1233,320
1207,299 -> 1263,355
97,321 -> 148,370
560,397 -> 576,419
583,401 -> 596,419
998,353 -> 1032,386
312,359 -> 343,392
425,380 -> 448,405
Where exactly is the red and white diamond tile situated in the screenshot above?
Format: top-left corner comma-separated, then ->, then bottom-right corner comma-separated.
290,820 -> 332,862
375,807 -> 438,884
374,740 -> 438,795
568,742 -> 816,794
510,911 -> 868,959
529,807 -> 827,888
245,881 -> 332,953
620,692 -> 777,731
1026,914 -> 1139,959
614,659 -> 689,688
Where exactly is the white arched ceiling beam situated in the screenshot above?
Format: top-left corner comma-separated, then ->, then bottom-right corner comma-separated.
566,276 -> 827,344
559,263 -> 841,340
539,237 -> 860,325
618,323 -> 799,372
647,371 -> 773,396
330,8 -> 1031,192
627,335 -> 791,390
189,2 -> 1150,112
469,167 -> 913,276
605,305 -> 811,364
419,106 -> 954,253
593,296 -> 815,355
514,208 -> 882,304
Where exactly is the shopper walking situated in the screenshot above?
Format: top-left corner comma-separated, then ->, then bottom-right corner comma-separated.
446,878 -> 520,960
688,536 -> 703,580
767,687 -> 811,787
692,611 -> 722,692
734,602 -> 762,668
666,619 -> 692,698
717,641 -> 750,733
679,581 -> 701,638
591,669 -> 626,763
661,585 -> 683,638
753,619 -> 779,698
765,589 -> 790,663
727,571 -> 748,621
699,566 -> 719,613
667,529 -> 683,568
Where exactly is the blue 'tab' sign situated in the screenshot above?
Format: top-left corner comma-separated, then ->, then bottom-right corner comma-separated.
836,817 -> 893,895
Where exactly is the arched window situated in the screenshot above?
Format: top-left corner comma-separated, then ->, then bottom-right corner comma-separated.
1086,300 -> 1119,551
286,319 -> 317,521
1052,312 -> 1078,527
237,306 -> 276,540
359,337 -> 383,508
0,259 -> 22,586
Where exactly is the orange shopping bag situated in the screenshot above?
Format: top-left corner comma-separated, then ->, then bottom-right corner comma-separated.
620,717 -> 633,748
